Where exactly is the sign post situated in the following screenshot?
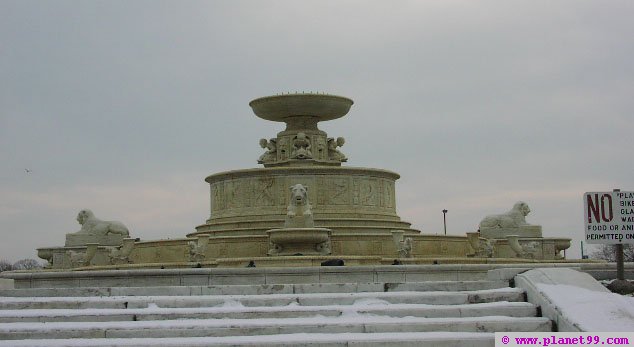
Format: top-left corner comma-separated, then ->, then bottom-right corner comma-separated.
584,190 -> 634,280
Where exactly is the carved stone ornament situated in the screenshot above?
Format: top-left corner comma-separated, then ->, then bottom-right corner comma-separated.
480,202 -> 531,229
108,238 -> 135,265
291,132 -> 312,159
257,138 -> 277,164
66,243 -> 98,267
327,137 -> 347,162
507,235 -> 537,259
398,237 -> 413,258
188,235 -> 209,262
466,232 -> 493,258
391,230 -> 412,258
479,202 -> 543,239
285,184 -> 314,228
66,209 -> 131,247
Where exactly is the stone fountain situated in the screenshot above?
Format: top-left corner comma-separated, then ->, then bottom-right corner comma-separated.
32,93 -> 572,269
188,93 -> 421,265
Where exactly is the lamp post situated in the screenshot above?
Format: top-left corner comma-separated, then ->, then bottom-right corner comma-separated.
442,209 -> 448,235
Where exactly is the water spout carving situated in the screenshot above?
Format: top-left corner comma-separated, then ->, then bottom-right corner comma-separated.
266,183 -> 332,256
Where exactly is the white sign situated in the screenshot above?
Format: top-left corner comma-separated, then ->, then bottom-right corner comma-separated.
584,191 -> 634,244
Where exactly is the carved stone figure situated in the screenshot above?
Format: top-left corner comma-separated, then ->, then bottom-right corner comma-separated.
74,209 -> 130,237
65,210 -> 131,247
187,235 -> 209,262
507,235 -> 537,259
66,243 -> 98,267
391,230 -> 413,258
257,138 -> 277,164
188,241 -> 203,262
479,202 -> 543,239
479,202 -> 531,229
285,184 -> 314,228
398,237 -> 413,258
291,132 -> 312,159
315,240 -> 331,255
108,238 -> 135,265
466,232 -> 494,258
67,250 -> 87,268
315,136 -> 327,160
327,137 -> 347,162
267,240 -> 282,255
277,137 -> 289,160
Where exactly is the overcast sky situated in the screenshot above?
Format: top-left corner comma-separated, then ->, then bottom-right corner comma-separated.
1,1 -> 633,262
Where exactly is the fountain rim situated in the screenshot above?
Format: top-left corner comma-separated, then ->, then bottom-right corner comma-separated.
204,166 -> 400,184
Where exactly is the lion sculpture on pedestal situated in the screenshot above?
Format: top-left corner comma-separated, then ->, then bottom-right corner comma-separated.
285,184 -> 314,228
479,202 -> 531,229
75,209 -> 130,237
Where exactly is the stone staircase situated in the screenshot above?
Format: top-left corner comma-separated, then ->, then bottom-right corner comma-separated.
0,279 -> 551,346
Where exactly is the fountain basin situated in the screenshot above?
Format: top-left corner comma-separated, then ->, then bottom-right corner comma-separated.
267,227 -> 332,256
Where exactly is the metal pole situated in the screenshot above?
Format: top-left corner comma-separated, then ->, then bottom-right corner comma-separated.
580,241 -> 584,259
442,209 -> 448,235
616,243 -> 625,280
614,189 -> 624,281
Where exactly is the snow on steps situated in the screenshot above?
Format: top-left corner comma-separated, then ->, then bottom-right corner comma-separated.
0,280 -> 551,346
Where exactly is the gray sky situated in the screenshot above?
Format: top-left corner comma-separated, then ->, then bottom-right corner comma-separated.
2,0 -> 633,262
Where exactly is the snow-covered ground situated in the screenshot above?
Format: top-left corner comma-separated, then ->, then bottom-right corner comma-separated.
1,280 -> 632,346
536,283 -> 634,331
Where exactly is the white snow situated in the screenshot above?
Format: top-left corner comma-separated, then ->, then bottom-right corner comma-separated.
0,332 -> 495,346
536,283 -> 634,331
1,284 -> 632,346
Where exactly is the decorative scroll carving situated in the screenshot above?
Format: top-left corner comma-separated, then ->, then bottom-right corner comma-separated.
360,180 -> 377,206
254,178 -> 276,206
383,180 -> 394,208
212,184 -> 225,211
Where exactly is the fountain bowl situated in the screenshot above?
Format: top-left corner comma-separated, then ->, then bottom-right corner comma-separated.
249,93 -> 353,122
267,228 -> 331,244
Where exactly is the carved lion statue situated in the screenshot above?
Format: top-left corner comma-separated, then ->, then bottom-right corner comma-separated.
75,209 -> 130,237
479,202 -> 531,229
285,184 -> 314,227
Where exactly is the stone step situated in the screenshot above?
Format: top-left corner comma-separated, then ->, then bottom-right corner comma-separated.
0,332 -> 496,347
0,280 -> 509,298
0,277 -> 547,346
0,315 -> 550,340
0,287 -> 523,311
0,300 -> 537,323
